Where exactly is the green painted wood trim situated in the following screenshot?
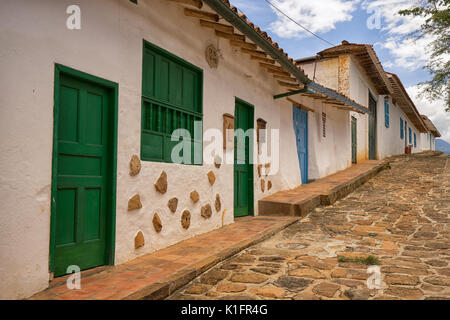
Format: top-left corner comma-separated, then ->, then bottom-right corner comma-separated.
234,97 -> 255,217
140,39 -> 204,165
143,40 -> 203,76
50,64 -> 118,273
273,88 -> 308,100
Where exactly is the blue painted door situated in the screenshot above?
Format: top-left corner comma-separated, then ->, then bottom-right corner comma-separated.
293,106 -> 308,184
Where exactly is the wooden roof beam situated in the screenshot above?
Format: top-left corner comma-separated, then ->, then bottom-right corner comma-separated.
229,40 -> 257,50
199,20 -> 234,34
323,101 -> 346,106
273,74 -> 297,82
287,97 -> 315,112
241,48 -> 266,58
263,68 -> 291,77
250,55 -> 275,64
184,8 -> 218,22
278,81 -> 302,89
259,62 -> 286,73
215,30 -> 245,41
169,0 -> 203,9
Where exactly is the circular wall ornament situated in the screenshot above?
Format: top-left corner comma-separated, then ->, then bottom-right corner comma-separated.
205,44 -> 219,68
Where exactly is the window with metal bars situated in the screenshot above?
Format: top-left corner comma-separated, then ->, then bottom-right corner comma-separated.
141,41 -> 203,164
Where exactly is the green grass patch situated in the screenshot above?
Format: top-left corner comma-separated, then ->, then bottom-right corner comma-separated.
337,255 -> 381,265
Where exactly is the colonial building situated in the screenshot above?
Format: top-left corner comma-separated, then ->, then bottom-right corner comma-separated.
0,0 -> 371,299
296,41 -> 432,161
420,115 -> 441,151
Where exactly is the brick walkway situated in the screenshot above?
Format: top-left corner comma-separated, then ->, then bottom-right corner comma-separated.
29,216 -> 297,300
259,160 -> 387,217
170,152 -> 450,300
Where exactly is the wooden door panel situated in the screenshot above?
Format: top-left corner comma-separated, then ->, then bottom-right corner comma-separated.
293,106 -> 308,184
234,100 -> 253,217
54,74 -> 111,277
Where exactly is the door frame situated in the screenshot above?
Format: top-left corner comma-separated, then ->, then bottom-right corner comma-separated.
233,97 -> 254,217
49,64 -> 118,273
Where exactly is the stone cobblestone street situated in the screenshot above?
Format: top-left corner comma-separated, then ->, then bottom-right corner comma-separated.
169,153 -> 450,300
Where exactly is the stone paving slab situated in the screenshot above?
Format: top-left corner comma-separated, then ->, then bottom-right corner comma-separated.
170,152 -> 450,300
259,160 -> 388,216
29,216 -> 298,300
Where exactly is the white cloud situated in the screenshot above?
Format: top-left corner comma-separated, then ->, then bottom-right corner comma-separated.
361,0 -> 434,71
407,85 -> 450,143
267,0 -> 359,39
362,0 -> 425,35
382,35 -> 434,70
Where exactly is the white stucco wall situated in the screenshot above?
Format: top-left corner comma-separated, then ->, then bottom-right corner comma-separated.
348,56 -> 380,161
376,95 -> 424,158
299,53 -> 432,163
0,0 -> 302,299
419,132 -> 434,151
296,59 -> 352,179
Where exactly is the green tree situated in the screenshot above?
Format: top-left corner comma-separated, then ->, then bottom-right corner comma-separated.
399,0 -> 450,111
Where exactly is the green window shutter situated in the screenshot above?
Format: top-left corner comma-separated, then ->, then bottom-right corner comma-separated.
409,127 -> 412,144
414,133 -> 417,147
141,41 -> 203,165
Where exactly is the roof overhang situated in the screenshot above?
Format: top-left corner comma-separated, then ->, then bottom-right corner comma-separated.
386,72 -> 428,133
316,42 -> 394,95
201,0 -> 369,114
273,82 -> 369,114
203,0 -> 311,83
421,115 -> 441,137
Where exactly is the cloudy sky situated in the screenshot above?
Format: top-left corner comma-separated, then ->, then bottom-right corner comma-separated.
229,0 -> 449,142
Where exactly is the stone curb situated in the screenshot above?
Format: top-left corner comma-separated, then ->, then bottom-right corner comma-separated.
260,160 -> 389,217
320,160 -> 389,205
124,218 -> 300,300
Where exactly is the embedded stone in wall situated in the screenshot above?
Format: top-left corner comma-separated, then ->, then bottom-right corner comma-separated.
207,171 -> 216,185
201,203 -> 212,219
214,155 -> 222,169
181,210 -> 191,229
268,181 -> 272,191
168,197 -> 178,213
265,163 -> 271,175
128,194 -> 142,211
215,194 -> 221,212
190,190 -> 200,203
258,165 -> 262,178
153,213 -> 162,233
129,155 -> 141,176
135,231 -> 144,249
261,179 -> 265,192
155,171 -> 167,194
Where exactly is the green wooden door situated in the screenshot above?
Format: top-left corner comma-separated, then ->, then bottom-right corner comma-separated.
53,74 -> 112,276
351,116 -> 357,164
368,93 -> 377,160
234,99 -> 253,217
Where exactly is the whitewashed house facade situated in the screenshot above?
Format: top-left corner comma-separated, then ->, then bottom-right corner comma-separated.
296,41 -> 431,162
0,0 -> 371,299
